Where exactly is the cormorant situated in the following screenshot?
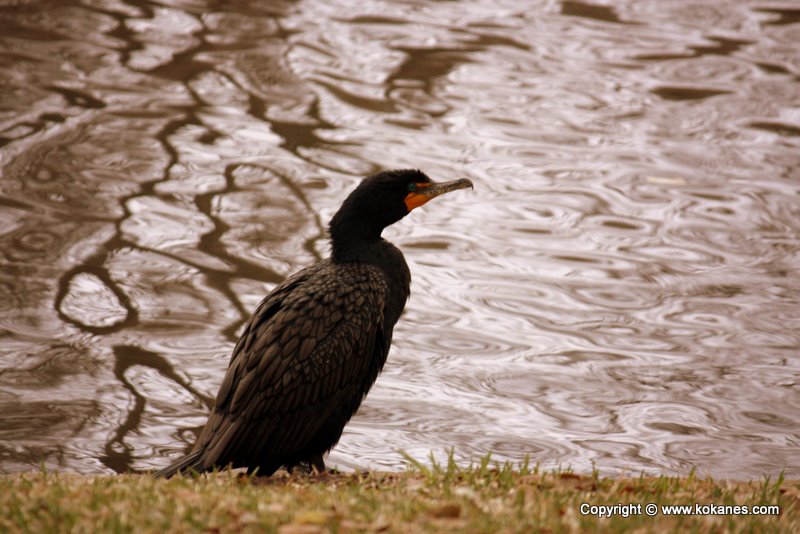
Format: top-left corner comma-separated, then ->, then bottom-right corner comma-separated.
155,169 -> 472,478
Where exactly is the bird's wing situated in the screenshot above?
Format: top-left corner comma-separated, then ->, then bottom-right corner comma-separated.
193,261 -> 388,468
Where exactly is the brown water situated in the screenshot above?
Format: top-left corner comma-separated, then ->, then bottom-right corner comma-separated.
1,0 -> 799,479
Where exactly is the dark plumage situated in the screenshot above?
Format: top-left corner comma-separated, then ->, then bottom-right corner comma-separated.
155,169 -> 472,478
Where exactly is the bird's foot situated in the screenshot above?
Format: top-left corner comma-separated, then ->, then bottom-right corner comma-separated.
287,453 -> 334,476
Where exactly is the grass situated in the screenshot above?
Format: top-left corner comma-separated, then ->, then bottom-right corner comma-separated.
1,453 -> 797,533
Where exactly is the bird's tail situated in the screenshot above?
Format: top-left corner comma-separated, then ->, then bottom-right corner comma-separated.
153,449 -> 205,479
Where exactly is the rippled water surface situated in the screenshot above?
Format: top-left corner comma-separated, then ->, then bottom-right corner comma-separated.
1,0 -> 799,479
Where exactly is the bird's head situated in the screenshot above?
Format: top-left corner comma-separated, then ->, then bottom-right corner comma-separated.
329,169 -> 473,244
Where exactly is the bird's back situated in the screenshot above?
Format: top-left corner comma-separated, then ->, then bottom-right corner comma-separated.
156,259 -> 402,477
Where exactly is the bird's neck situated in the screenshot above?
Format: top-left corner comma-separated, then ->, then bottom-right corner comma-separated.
329,213 -> 411,326
330,232 -> 386,264
329,212 -> 387,263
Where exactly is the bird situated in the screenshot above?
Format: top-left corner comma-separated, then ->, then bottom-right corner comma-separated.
154,169 -> 472,478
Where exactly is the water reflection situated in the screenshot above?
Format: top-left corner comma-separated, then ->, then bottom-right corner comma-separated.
0,0 -> 798,479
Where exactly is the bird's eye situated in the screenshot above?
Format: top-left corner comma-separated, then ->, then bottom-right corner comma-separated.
407,183 -> 417,192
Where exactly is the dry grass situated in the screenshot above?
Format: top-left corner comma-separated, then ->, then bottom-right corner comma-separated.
1,455 -> 798,533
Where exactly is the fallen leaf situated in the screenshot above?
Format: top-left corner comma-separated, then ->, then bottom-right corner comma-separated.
427,503 -> 461,518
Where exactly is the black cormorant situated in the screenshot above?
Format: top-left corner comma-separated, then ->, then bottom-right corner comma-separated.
155,169 -> 472,478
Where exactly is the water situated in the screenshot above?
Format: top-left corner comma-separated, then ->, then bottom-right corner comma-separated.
1,0 -> 798,479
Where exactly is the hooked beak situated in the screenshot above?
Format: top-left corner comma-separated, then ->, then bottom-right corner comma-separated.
404,178 -> 474,212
